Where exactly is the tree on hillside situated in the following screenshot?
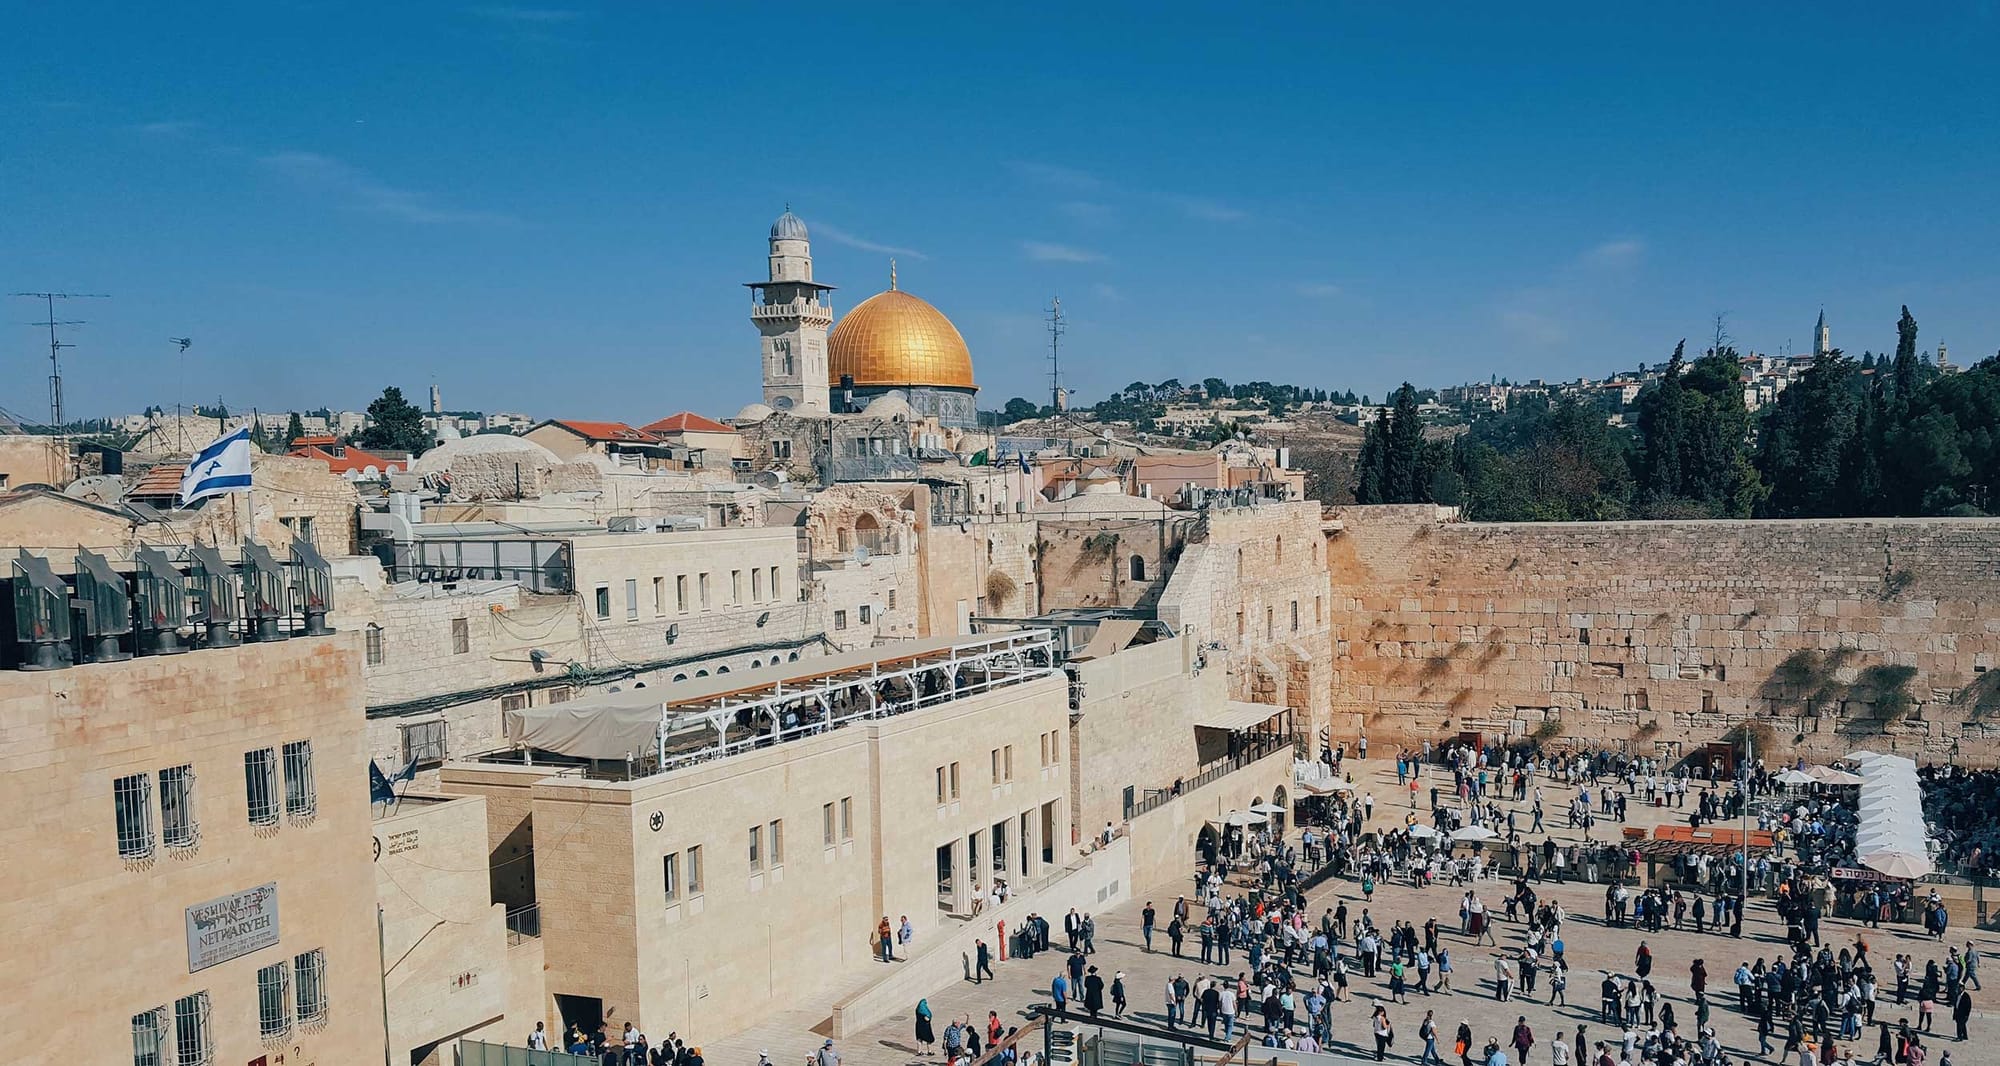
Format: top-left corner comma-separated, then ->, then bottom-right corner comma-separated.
1758,350 -> 1862,517
359,387 -> 431,455
1201,377 -> 1227,400
999,397 -> 1041,423
1637,341 -> 1687,507
285,412 -> 307,450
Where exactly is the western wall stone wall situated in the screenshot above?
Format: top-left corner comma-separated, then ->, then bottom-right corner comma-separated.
1325,505 -> 2000,765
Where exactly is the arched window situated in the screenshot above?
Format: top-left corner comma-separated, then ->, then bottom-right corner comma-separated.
1129,555 -> 1146,581
717,665 -> 730,674
695,669 -> 710,678
787,652 -> 800,662
1275,534 -> 1284,562
672,673 -> 688,682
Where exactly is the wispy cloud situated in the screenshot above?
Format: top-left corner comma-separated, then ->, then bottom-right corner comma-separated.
1007,161 -> 1104,191
1160,193 -> 1247,223
260,151 -> 518,225
812,222 -> 928,261
1579,238 -> 1645,269
136,120 -> 202,137
469,6 -> 584,22
1294,282 -> 1343,299
1022,241 -> 1106,264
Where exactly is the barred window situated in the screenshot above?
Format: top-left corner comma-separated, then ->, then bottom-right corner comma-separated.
173,991 -> 212,1066
114,772 -> 155,858
293,948 -> 328,1022
282,740 -> 316,817
244,749 -> 279,826
401,720 -> 448,767
160,764 -> 199,848
451,617 -> 469,655
364,623 -> 384,666
132,1005 -> 168,1066
257,959 -> 291,1039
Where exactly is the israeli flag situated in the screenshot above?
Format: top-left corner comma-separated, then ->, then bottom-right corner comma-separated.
178,426 -> 254,505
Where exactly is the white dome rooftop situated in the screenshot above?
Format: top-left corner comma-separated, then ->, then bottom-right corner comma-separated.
411,433 -> 561,475
734,402 -> 776,424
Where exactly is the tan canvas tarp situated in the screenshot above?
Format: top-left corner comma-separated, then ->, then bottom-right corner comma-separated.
504,694 -> 668,759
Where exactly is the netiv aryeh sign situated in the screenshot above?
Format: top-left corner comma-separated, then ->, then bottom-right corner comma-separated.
185,882 -> 280,972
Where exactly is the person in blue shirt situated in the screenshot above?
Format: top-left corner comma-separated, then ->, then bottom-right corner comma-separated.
1051,973 -> 1070,1020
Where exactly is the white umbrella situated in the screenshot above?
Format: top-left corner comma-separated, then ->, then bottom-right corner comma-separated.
1861,851 -> 1933,880
1808,766 -> 1864,786
1451,825 -> 1498,842
1249,802 -> 1288,814
1320,780 -> 1355,792
1216,810 -> 1267,827
1774,768 -> 1815,786
1406,824 -> 1442,840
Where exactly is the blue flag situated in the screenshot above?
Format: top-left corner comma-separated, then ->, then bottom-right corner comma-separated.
179,426 -> 254,505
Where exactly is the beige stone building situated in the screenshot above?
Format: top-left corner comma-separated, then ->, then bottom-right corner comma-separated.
0,634 -> 386,1066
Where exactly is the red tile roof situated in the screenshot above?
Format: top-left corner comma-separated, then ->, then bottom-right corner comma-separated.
288,442 -> 404,476
127,463 -> 186,500
641,412 -> 735,435
546,420 -> 660,443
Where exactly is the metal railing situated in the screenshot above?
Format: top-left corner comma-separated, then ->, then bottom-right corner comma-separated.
457,1038 -> 594,1066
504,904 -> 540,945
1128,731 -> 1290,821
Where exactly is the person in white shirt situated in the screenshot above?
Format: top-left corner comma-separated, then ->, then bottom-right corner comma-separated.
527,1022 -> 548,1050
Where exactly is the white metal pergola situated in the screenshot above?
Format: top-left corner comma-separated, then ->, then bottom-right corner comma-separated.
651,628 -> 1061,772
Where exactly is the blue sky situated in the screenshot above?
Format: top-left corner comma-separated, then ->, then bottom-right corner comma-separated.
4,3 -> 1997,424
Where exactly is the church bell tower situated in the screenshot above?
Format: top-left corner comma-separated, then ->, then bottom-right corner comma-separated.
748,209 -> 835,413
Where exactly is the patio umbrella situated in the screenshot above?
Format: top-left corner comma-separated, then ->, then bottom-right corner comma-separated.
1216,810 -> 1268,827
1249,802 -> 1288,814
1861,851 -> 1933,880
1808,766 -> 1864,786
1774,768 -> 1815,786
1451,825 -> 1498,842
1407,824 -> 1443,840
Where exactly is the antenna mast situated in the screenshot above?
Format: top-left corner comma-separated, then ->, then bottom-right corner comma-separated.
13,291 -> 109,428
1046,297 -> 1065,412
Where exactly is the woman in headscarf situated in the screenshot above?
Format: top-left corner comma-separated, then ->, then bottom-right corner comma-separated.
914,998 -> 935,1055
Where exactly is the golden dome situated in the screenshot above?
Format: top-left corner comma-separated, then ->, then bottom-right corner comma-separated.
827,289 -> 976,390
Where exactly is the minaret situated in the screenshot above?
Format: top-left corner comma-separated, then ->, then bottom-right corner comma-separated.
747,208 -> 835,413
1813,309 -> 1831,357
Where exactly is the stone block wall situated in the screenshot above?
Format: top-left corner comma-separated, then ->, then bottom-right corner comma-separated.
1326,506 -> 2000,764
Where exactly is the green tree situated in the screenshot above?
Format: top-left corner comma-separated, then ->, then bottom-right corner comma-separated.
1382,383 -> 1427,501
284,412 -> 307,449
1758,350 -> 1861,516
359,386 -> 431,455
1201,377 -> 1227,400
999,397 -> 1040,423
248,419 -> 272,453
1353,408 -> 1389,503
1637,341 -> 1687,507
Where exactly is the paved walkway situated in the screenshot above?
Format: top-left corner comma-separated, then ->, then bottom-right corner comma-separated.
715,759 -> 2000,1066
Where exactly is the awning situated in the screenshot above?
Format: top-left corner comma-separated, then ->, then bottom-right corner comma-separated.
1074,619 -> 1144,661
503,693 -> 705,760
1195,700 -> 1286,732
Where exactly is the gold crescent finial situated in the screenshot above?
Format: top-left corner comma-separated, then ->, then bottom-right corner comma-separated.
890,258 -> 898,291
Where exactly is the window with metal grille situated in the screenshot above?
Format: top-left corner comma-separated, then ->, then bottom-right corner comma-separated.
401,720 -> 447,767
364,623 -> 384,665
293,948 -> 327,1023
257,960 -> 291,1038
131,1005 -> 168,1066
114,772 -> 155,858
451,617 -> 469,655
244,749 -> 279,826
173,991 -> 212,1066
160,764 -> 198,848
282,740 -> 316,817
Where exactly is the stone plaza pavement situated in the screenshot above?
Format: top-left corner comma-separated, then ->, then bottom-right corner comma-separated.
710,759 -> 2000,1066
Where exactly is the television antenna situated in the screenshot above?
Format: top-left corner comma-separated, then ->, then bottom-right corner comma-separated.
12,291 -> 109,428
1046,297 -> 1065,412
169,337 -> 193,422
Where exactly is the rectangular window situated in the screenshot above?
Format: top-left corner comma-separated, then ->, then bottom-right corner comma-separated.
886,588 -> 897,609
1236,610 -> 1245,639
839,796 -> 853,840
991,747 -> 1002,784
1315,596 -> 1323,626
687,844 -> 704,894
257,960 -> 291,1038
768,819 -> 783,865
936,766 -> 948,805
625,578 -> 639,620
751,568 -> 764,602
699,573 -> 711,610
114,772 -> 155,858
676,575 -> 689,614
293,949 -> 327,1023
731,570 -> 743,605
401,719 -> 448,767
1266,607 -> 1275,640
1291,600 -> 1300,632
748,824 -> 763,871
859,604 -> 872,624
365,624 -> 384,666
173,992 -> 212,1066
1005,745 -> 1015,781
282,740 -> 316,818
950,761 -> 961,800
663,852 -> 680,903
451,617 -> 469,655
834,610 -> 848,631
132,1005 -> 169,1066
244,749 -> 279,826
770,566 -> 782,601
653,576 -> 666,615
823,802 -> 836,846
160,764 -> 198,848
547,687 -> 571,703
501,693 -> 528,713
594,585 -> 611,619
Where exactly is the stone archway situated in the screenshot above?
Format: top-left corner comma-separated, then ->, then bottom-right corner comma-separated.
1272,785 -> 1289,835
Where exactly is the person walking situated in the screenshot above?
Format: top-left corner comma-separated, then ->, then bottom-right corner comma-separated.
1953,986 -> 1972,1041
1418,1010 -> 1443,1065
1370,1004 -> 1393,1062
878,916 -> 896,962
974,939 -> 993,983
914,999 -> 935,1055
1511,1016 -> 1535,1064
1142,903 -> 1156,952
1082,966 -> 1105,1020
1111,971 -> 1128,1019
